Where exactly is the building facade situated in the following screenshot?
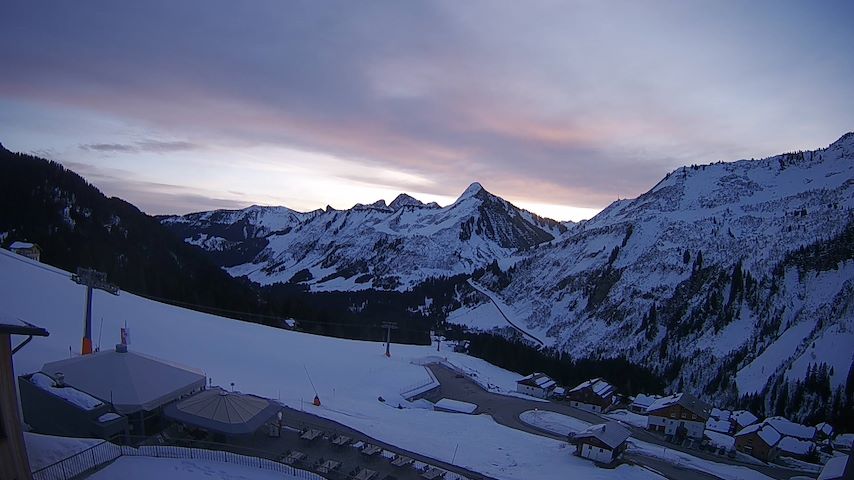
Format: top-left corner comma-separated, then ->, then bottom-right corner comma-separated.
646,393 -> 710,440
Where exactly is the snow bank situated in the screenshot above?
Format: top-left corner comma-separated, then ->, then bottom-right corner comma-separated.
88,456 -> 301,480
519,410 -> 591,436
29,372 -> 104,410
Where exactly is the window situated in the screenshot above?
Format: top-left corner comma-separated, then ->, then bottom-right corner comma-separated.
670,413 -> 677,418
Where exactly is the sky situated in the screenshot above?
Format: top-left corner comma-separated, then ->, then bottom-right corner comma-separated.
1,1 -> 852,221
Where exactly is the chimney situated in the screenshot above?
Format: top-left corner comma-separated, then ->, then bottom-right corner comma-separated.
55,372 -> 65,387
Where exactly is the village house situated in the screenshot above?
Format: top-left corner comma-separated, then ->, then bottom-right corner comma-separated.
706,408 -> 736,434
628,393 -> 660,414
734,423 -> 782,462
9,241 -> 41,262
731,410 -> 759,430
645,392 -> 711,440
815,422 -> 834,441
570,421 -> 631,464
777,435 -> 816,461
764,416 -> 816,441
566,377 -> 616,413
515,372 -> 556,399
817,451 -> 852,480
734,417 -> 818,463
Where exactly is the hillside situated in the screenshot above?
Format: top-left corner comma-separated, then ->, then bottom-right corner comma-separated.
161,182 -> 567,290
0,146 -> 264,316
0,248 -> 663,480
465,133 -> 854,425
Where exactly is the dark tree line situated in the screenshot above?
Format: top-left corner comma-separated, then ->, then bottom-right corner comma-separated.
456,332 -> 665,396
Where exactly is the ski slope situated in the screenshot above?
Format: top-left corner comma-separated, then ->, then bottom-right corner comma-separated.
1,249 -> 660,480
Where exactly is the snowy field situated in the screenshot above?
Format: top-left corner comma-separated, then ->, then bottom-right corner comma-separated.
88,457 -> 301,480
2,249 -> 660,480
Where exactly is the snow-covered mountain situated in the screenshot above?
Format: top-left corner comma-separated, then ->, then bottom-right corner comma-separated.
161,183 -> 567,290
465,133 -> 854,414
161,133 -> 853,418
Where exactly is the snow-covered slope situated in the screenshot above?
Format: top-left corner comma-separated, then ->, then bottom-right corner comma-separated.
471,133 -> 854,410
1,248 -> 660,480
161,183 -> 567,290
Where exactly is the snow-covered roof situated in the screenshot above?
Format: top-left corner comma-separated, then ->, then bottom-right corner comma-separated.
706,418 -> 733,434
629,393 -> 660,409
164,387 -> 281,436
833,433 -> 854,449
573,421 -> 630,449
517,372 -> 556,390
434,398 -> 478,414
710,408 -> 731,421
818,454 -> 850,480
735,423 -> 782,447
731,410 -> 758,428
815,422 -> 834,436
553,386 -> 566,396
646,392 -> 710,419
764,416 -> 816,441
41,348 -> 206,414
568,377 -> 615,398
777,436 -> 815,456
30,372 -> 104,411
9,241 -> 35,249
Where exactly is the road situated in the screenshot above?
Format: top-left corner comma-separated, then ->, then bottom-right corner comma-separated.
424,363 -> 816,480
467,280 -> 545,347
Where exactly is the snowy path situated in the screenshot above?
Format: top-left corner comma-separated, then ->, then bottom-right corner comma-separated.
467,279 -> 545,347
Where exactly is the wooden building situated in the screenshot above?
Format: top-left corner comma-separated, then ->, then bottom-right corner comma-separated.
645,392 -> 711,440
8,242 -> 41,262
566,378 -> 616,413
1,318 -> 49,480
570,421 -> 630,464
515,373 -> 556,399
734,423 -> 782,462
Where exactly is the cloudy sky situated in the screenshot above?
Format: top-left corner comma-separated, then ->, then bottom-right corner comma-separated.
1,1 -> 852,220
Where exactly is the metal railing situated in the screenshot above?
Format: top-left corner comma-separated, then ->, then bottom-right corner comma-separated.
31,439 -> 325,480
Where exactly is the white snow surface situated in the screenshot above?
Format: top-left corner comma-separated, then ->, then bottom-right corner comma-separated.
88,456 -> 302,480
1,249 -> 655,480
29,372 -> 105,410
519,410 -> 592,436
25,432 -> 102,471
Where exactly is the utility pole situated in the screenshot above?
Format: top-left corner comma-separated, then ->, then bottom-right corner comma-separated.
436,329 -> 445,352
71,267 -> 119,355
382,321 -> 398,357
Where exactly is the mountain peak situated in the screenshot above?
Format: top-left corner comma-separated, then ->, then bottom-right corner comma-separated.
459,182 -> 485,200
830,132 -> 854,148
389,193 -> 424,210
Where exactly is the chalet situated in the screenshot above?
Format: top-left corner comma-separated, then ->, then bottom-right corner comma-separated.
9,241 -> 41,262
566,377 -> 616,413
706,408 -> 736,434
818,452 -> 852,480
734,423 -> 782,462
731,410 -> 758,429
1,317 -> 49,480
570,421 -> 631,464
815,422 -> 834,441
763,416 -> 816,441
628,393 -> 660,414
777,436 -> 815,461
516,373 -> 556,399
645,392 -> 711,440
